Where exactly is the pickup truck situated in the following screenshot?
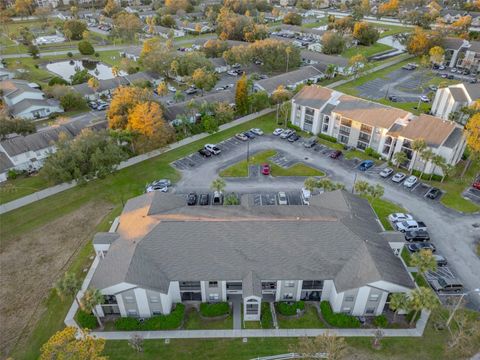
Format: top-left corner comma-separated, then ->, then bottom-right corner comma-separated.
396,220 -> 427,233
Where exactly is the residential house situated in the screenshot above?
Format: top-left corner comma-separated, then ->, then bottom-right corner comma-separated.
153,26 -> 185,39
432,83 -> 480,123
0,152 -> 14,182
300,50 -> 351,75
90,190 -> 414,321
124,71 -> 162,87
253,66 -> 324,95
0,80 -> 63,120
291,86 -> 466,175
120,46 -> 142,62
71,77 -> 129,100
0,68 -> 16,80
210,58 -> 230,74
176,20 -> 213,34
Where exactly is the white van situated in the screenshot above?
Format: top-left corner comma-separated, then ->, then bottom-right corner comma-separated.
301,188 -> 311,205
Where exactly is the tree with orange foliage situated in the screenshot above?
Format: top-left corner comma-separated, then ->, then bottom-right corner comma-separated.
406,27 -> 431,56
378,0 -> 399,16
40,326 -> 106,360
461,113 -> 480,177
451,15 -> 472,34
107,86 -> 153,130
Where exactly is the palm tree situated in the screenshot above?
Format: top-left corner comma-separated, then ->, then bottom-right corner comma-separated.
325,64 -> 337,79
354,180 -> 370,195
304,177 -> 318,192
408,287 -> 439,325
317,178 -> 335,192
369,184 -> 384,201
80,288 -> 105,328
429,154 -> 445,180
393,151 -> 408,169
211,178 -> 226,193
411,249 -> 437,278
55,272 -> 81,307
285,46 -> 292,73
410,139 -> 426,174
389,292 -> 409,322
440,163 -> 455,183
419,148 -> 435,179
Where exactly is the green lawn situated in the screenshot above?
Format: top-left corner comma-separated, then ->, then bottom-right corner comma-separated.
411,272 -> 429,288
277,305 -> 325,329
372,23 -> 413,38
219,149 -> 325,178
9,205 -> 122,360
317,138 -> 345,150
101,308 -> 479,360
366,196 -> 407,231
341,42 -> 393,59
401,247 -> 412,266
344,149 -> 384,165
183,308 -> 233,330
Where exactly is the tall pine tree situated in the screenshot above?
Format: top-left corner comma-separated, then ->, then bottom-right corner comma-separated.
235,73 -> 249,115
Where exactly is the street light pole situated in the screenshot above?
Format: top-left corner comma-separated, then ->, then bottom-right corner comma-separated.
247,140 -> 250,164
446,288 -> 480,327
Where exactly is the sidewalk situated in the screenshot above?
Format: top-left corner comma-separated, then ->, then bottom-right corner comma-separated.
89,310 -> 429,339
0,108 -> 274,215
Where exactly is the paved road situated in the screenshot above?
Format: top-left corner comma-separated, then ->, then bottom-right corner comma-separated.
174,135 -> 480,309
36,110 -> 107,132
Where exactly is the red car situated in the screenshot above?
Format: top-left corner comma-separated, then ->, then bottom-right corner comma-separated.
261,163 -> 270,175
330,150 -> 343,159
473,181 -> 480,190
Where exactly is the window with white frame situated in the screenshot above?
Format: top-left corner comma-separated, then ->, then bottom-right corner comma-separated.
124,296 -> 135,303
285,281 -> 295,287
152,310 -> 162,315
283,293 -> 294,300
127,309 -> 138,316
208,281 -> 218,288
322,115 -> 330,133
149,296 -> 159,303
344,295 -> 355,302
342,307 -> 351,314
365,307 -> 375,314
209,293 -> 219,301
369,294 -> 380,301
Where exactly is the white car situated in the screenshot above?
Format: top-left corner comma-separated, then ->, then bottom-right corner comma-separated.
227,70 -> 239,76
168,85 -> 176,92
273,128 -> 284,136
280,129 -> 294,139
420,95 -> 430,103
392,172 -> 406,183
250,128 -> 264,136
204,144 -> 221,155
278,191 -> 288,205
379,167 -> 394,178
235,133 -> 248,141
388,213 -> 413,223
404,175 -> 418,188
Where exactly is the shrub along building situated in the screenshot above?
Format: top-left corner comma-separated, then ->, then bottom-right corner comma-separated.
90,191 -> 413,322
291,86 -> 466,175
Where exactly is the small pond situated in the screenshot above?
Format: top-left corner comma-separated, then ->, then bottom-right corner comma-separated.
46,60 -> 126,81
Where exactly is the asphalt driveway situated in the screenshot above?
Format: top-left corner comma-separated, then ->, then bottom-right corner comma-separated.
174,135 -> 480,309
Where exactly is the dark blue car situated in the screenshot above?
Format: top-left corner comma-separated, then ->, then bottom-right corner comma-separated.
358,160 -> 374,171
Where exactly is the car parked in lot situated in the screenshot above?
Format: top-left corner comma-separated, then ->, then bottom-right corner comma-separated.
429,277 -> 463,293
244,131 -> 256,139
212,191 -> 223,205
404,229 -> 430,242
472,180 -> 480,190
96,101 -> 109,111
198,148 -> 212,157
168,85 -> 176,92
199,193 -> 209,205
380,167 -> 394,178
303,137 -> 317,148
278,191 -> 288,205
396,220 -> 427,233
403,175 -> 418,188
420,95 -> 430,103
235,133 -> 248,141
145,184 -> 168,193
288,133 -> 300,142
250,128 -> 264,136
205,144 -> 221,155
392,172 -> 406,183
388,213 -> 413,223
185,87 -> 197,95
273,128 -> 284,136
330,150 -> 342,159
433,255 -> 448,267
407,242 -> 436,253
280,129 -> 294,139
261,163 -> 271,175
187,192 -> 197,206
388,95 -> 398,102
358,160 -> 374,171
426,187 -> 441,199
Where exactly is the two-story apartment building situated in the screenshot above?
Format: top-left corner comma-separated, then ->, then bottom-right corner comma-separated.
90,191 -> 414,322
291,86 -> 466,175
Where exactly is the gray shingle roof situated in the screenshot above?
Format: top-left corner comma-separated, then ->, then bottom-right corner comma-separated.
93,232 -> 120,245
91,191 -> 414,294
463,83 -> 480,100
11,98 -> 60,116
449,87 -> 468,103
0,151 -> 13,172
0,79 -> 42,99
255,66 -> 323,94
443,127 -> 464,149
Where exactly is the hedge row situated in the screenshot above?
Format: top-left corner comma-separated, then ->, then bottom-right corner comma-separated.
114,304 -> 185,330
320,301 -> 360,328
318,133 -> 337,143
411,169 -> 443,182
76,310 -> 98,329
199,302 -> 230,317
373,314 -> 388,328
276,301 -> 305,316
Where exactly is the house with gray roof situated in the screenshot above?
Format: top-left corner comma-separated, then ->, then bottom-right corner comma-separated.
291,85 -> 466,175
432,83 -> 480,123
0,79 -> 63,120
90,190 -> 414,321
442,38 -> 480,72
71,77 -> 129,100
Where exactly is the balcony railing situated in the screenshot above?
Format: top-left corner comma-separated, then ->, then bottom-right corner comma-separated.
226,283 -> 242,290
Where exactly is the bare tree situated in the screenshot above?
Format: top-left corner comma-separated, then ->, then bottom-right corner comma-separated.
291,332 -> 347,360
128,334 -> 144,352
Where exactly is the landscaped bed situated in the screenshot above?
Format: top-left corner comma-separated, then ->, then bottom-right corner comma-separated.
184,307 -> 233,330
320,301 -> 361,328
219,150 -> 325,178
277,304 -> 325,329
114,304 -> 185,330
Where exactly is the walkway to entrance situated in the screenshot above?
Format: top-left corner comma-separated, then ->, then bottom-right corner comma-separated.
230,295 -> 242,330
